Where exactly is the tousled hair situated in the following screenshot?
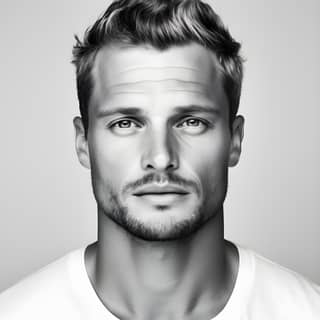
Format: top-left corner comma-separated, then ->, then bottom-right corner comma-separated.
72,0 -> 244,136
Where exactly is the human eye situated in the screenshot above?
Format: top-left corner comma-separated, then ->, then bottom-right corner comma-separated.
176,117 -> 209,134
108,118 -> 142,135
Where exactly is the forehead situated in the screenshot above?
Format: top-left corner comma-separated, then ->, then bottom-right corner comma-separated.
90,43 -> 226,112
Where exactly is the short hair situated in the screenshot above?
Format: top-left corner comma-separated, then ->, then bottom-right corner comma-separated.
72,0 -> 243,136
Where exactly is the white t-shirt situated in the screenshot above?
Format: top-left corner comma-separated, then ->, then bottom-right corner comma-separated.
0,243 -> 319,319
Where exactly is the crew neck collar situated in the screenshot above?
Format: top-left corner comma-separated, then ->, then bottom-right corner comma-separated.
69,242 -> 254,319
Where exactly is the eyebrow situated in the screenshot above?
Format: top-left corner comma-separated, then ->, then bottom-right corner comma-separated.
173,105 -> 220,116
96,107 -> 143,118
95,105 -> 220,118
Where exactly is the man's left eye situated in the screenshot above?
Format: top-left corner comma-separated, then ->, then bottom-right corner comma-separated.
177,118 -> 207,128
181,119 -> 202,127
175,118 -> 209,134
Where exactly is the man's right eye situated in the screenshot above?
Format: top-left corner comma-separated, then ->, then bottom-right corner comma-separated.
112,119 -> 136,128
108,118 -> 142,135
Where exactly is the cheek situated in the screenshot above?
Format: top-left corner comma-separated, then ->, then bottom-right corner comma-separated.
88,131 -> 141,188
182,131 -> 230,191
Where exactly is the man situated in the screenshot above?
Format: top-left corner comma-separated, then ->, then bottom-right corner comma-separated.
0,0 -> 319,319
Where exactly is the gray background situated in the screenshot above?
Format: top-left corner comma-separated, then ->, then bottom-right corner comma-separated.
0,0 -> 319,291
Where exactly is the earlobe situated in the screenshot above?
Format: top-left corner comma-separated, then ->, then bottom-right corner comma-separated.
73,117 -> 91,169
228,115 -> 245,167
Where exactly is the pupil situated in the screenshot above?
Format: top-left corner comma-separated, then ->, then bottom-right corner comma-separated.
188,119 -> 198,126
120,120 -> 130,128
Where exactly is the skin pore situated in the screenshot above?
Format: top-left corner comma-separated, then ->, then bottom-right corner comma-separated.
74,43 -> 244,320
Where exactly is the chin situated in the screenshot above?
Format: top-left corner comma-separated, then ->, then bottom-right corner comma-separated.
117,206 -> 207,241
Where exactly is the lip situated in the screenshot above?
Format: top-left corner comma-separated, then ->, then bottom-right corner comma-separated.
132,184 -> 190,196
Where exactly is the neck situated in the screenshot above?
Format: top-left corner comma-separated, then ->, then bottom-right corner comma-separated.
85,208 -> 238,320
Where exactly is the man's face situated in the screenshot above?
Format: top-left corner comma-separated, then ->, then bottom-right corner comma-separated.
74,43 -> 244,241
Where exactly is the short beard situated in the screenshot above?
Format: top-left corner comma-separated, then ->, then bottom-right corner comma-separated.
99,189 -> 214,242
94,170 -> 227,242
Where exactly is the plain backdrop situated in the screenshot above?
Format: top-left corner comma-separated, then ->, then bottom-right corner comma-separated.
0,0 -> 319,291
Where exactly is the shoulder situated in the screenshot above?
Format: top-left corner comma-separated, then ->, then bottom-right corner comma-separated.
0,247 -> 85,319
238,245 -> 320,319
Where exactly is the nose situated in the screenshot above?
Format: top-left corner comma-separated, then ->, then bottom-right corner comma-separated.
141,128 -> 179,171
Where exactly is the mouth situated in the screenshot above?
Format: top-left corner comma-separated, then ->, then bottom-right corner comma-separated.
134,191 -> 189,196
132,185 -> 190,197
132,192 -> 190,206
132,185 -> 190,205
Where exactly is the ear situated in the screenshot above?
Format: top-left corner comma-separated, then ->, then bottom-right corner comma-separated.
228,115 -> 245,167
73,117 -> 90,169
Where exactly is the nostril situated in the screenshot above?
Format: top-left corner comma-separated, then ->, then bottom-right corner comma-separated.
141,139 -> 179,170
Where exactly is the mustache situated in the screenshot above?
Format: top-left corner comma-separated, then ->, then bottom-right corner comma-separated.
123,172 -> 200,196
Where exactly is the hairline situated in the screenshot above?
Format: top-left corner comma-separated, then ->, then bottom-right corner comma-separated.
87,41 -> 233,128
